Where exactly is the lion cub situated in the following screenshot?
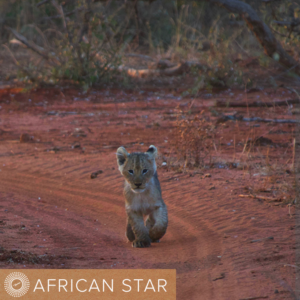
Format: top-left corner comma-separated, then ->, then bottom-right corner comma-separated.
116,145 -> 168,248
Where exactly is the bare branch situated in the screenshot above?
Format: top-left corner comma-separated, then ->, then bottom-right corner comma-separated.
6,26 -> 60,65
205,0 -> 300,75
270,26 -> 288,38
9,38 -> 27,48
272,19 -> 300,27
50,0 -> 80,67
36,0 -> 50,7
37,0 -> 78,8
51,0 -> 67,31
2,44 -> 39,81
42,6 -> 85,20
6,26 -> 49,60
2,44 -> 20,66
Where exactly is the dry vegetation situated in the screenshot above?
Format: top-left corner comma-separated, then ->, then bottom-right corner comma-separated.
165,100 -> 297,206
0,0 -> 299,88
0,0 -> 299,206
173,107 -> 215,169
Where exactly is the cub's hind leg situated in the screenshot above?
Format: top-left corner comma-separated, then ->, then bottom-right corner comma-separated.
147,205 -> 168,243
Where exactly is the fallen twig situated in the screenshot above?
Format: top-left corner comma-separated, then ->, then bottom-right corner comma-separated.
210,108 -> 300,124
90,170 -> 103,179
212,273 -> 225,281
250,236 -> 274,243
239,297 -> 268,300
242,117 -> 300,123
239,194 -> 283,202
216,99 -> 300,107
283,264 -> 300,269
107,61 -> 208,78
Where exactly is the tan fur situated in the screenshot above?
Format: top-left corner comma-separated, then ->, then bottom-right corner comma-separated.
116,145 -> 168,248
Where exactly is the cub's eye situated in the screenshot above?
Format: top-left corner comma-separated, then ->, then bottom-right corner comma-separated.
142,169 -> 148,174
128,170 -> 134,175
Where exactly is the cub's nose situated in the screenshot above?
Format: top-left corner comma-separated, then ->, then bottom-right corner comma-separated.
135,183 -> 142,188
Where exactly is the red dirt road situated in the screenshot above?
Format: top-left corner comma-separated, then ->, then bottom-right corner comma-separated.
0,87 -> 297,299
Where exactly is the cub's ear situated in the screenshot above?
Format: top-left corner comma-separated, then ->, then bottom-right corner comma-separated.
116,146 -> 129,167
146,145 -> 158,158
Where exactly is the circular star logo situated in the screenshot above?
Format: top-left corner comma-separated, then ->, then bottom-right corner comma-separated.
4,272 -> 30,297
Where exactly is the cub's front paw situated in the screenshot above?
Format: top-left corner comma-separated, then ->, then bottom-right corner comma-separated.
132,240 -> 151,248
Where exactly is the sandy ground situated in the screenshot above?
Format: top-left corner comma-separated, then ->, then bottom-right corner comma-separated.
0,86 -> 298,299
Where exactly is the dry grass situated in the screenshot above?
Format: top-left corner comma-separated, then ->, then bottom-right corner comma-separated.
172,106 -> 216,170
167,106 -> 296,205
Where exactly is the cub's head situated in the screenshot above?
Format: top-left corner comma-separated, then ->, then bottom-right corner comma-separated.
116,145 -> 158,193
